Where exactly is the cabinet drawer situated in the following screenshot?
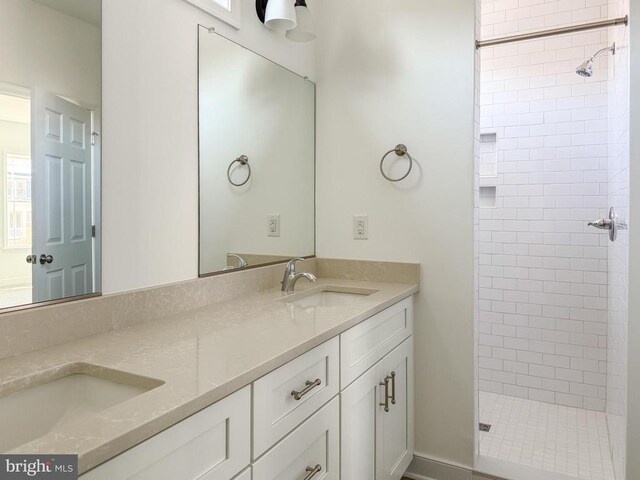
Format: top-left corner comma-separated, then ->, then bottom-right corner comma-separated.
81,386 -> 251,480
253,397 -> 339,480
253,337 -> 339,458
340,297 -> 413,388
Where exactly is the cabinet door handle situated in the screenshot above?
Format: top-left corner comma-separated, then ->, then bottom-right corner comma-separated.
390,371 -> 397,405
303,464 -> 322,480
291,379 -> 321,401
380,376 -> 391,412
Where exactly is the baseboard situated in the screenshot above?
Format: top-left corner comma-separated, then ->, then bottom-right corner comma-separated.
405,453 -> 473,480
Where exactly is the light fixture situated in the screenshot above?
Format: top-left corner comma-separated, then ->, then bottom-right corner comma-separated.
256,0 -> 297,31
286,0 -> 315,42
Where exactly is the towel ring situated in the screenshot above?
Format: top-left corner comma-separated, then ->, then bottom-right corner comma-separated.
380,144 -> 413,182
227,155 -> 251,187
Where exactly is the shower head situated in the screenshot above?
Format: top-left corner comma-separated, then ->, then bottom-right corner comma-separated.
576,43 -> 616,77
576,58 -> 593,77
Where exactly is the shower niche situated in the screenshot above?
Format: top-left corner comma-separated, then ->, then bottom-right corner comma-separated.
478,132 -> 497,178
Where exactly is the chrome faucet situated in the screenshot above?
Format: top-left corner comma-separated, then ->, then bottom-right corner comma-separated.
281,258 -> 317,293
228,254 -> 248,268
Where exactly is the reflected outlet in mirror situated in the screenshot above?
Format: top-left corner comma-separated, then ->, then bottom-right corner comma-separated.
198,26 -> 315,277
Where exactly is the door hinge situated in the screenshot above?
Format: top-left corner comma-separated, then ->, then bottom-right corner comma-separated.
91,131 -> 100,146
92,225 -> 96,238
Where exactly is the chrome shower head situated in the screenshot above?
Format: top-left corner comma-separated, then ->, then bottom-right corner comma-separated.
576,43 -> 615,77
576,58 -> 594,77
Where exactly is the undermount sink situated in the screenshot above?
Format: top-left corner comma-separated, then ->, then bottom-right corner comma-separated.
281,286 -> 379,308
0,363 -> 164,452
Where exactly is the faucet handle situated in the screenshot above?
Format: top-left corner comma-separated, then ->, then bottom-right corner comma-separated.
285,257 -> 305,274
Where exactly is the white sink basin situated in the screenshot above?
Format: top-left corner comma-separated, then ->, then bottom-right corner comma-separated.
282,286 -> 378,308
0,364 -> 164,452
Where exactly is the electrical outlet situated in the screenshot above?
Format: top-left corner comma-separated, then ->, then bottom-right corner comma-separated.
353,215 -> 368,240
267,215 -> 280,237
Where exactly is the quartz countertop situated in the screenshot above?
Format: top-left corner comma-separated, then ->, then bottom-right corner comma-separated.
0,277 -> 418,474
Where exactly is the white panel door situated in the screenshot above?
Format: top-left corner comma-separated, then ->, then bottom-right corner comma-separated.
31,88 -> 93,302
377,339 -> 414,480
340,360 -> 385,480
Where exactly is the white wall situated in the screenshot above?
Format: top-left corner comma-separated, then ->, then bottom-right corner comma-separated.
102,0 -> 316,293
315,0 -> 476,468
199,29 -> 315,273
478,1 -> 611,411
626,2 -> 640,479
0,0 -> 101,109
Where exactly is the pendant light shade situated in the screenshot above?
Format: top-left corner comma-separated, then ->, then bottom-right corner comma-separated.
286,0 -> 315,42
264,0 -> 297,31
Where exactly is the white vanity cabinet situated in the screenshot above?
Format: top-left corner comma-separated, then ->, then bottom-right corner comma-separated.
252,337 -> 339,458
80,386 -> 251,480
80,296 -> 414,480
340,297 -> 414,480
253,397 -> 339,480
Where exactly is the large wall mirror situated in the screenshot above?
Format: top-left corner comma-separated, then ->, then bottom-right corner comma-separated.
0,0 -> 102,311
198,27 -> 315,276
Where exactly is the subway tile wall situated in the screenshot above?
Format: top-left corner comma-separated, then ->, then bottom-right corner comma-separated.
478,0 -> 612,411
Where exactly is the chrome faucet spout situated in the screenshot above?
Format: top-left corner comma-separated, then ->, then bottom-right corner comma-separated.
290,272 -> 317,291
281,258 -> 316,293
227,253 -> 248,268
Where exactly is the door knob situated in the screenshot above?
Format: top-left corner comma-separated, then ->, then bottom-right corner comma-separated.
39,254 -> 53,265
26,255 -> 36,264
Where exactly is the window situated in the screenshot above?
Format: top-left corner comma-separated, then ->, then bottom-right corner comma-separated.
5,154 -> 31,249
184,0 -> 241,29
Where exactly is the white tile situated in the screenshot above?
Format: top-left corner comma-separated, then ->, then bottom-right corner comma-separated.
479,392 -> 616,480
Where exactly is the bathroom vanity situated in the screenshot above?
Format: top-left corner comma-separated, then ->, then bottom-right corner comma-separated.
0,260 -> 418,479
79,295 -> 414,480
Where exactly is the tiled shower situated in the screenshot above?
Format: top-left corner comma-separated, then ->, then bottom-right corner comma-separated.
475,0 -> 629,479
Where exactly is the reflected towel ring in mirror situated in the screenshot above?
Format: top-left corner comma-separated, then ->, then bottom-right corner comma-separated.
227,155 -> 251,187
380,144 -> 413,182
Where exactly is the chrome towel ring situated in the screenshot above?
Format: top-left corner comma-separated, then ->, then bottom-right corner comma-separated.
227,155 -> 251,187
380,144 -> 413,182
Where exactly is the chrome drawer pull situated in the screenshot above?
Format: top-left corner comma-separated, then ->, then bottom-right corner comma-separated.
291,379 -> 321,401
380,376 -> 391,412
390,371 -> 396,405
303,464 -> 322,480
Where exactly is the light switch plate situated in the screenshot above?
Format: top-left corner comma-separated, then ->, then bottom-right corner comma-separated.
267,215 -> 280,237
353,215 -> 368,240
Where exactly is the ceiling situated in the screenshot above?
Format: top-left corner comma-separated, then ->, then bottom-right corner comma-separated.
32,0 -> 101,27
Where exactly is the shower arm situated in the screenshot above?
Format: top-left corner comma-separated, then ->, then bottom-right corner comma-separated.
589,44 -> 616,62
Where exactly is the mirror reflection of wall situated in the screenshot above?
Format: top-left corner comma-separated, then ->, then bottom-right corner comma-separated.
198,27 -> 315,276
0,0 -> 101,310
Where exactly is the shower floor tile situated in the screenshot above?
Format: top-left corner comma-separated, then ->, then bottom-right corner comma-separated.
479,392 -> 615,480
